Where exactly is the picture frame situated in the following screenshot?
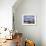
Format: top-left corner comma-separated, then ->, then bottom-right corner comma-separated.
22,15 -> 36,25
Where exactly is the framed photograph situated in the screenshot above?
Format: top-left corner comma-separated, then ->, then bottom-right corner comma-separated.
22,15 -> 36,25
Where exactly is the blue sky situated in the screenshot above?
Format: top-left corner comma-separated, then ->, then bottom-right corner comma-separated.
24,15 -> 34,21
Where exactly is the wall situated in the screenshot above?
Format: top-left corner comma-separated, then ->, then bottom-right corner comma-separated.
13,0 -> 41,46
0,0 -> 16,30
41,0 -> 46,46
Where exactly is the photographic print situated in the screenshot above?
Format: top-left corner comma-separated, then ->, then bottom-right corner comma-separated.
22,15 -> 36,25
